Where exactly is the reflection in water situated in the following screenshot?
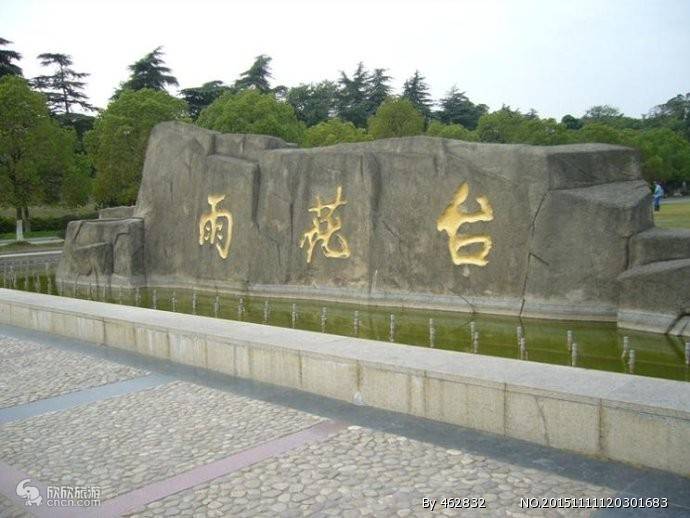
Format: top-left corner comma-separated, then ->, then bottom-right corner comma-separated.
4,273 -> 690,383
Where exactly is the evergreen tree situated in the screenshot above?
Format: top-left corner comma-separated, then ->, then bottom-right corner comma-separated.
181,80 -> 232,120
235,54 -> 273,93
366,68 -> 392,117
437,86 -> 487,130
402,70 -> 433,118
115,47 -> 178,96
287,81 -> 338,127
337,62 -> 371,127
32,53 -> 94,119
0,38 -> 22,78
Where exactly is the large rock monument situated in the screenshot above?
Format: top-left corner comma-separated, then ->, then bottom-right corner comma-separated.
57,122 -> 690,335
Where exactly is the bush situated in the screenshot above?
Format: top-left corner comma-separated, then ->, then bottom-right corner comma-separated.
0,212 -> 98,235
367,98 -> 425,139
426,121 -> 476,141
302,118 -> 370,147
197,89 -> 305,143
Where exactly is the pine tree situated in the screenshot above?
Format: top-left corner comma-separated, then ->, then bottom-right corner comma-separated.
402,70 -> 433,118
286,81 -> 338,127
235,54 -> 273,93
0,38 -> 22,78
437,86 -> 488,130
181,80 -> 232,119
32,53 -> 94,119
116,47 -> 178,96
366,68 -> 392,118
337,62 -> 371,128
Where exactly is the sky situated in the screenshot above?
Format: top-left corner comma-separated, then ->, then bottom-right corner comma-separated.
2,0 -> 689,119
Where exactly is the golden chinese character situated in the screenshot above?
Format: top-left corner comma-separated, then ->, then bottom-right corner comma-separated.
199,194 -> 233,259
437,182 -> 494,266
300,186 -> 351,263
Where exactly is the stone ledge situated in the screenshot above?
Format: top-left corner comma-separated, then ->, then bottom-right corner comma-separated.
0,289 -> 688,477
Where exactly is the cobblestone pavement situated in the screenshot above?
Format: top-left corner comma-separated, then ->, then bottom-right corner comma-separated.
127,426 -> 614,518
0,494 -> 27,518
0,328 -> 688,517
0,381 -> 323,500
0,336 -> 144,408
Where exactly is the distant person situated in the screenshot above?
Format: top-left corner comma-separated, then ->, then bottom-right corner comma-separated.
653,181 -> 664,212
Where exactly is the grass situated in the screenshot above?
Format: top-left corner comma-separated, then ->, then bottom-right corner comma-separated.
654,199 -> 690,229
0,204 -> 96,218
0,241 -> 63,255
0,230 -> 61,240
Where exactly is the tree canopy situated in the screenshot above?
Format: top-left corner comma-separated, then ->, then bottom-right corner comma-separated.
286,81 -> 338,127
302,118 -> 370,148
181,80 -> 232,120
368,97 -> 425,139
32,53 -> 94,119
196,89 -> 305,143
402,70 -> 433,118
115,47 -> 178,97
436,86 -> 488,130
0,37 -> 22,78
235,54 -> 274,93
0,76 -> 89,223
85,89 -> 188,206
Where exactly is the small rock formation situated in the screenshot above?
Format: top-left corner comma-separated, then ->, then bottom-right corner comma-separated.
57,121 -> 690,335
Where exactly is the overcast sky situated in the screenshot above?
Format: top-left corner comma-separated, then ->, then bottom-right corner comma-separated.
3,0 -> 689,119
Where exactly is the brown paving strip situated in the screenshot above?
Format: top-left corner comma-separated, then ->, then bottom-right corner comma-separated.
0,420 -> 347,518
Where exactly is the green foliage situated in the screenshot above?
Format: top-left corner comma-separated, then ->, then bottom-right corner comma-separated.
0,76 -> 87,216
367,68 -> 392,117
235,55 -> 274,93
426,121 -> 476,141
368,97 -> 424,139
302,118 -> 370,147
287,81 -> 338,127
436,86 -> 487,130
337,63 -> 372,128
0,37 -> 22,78
0,211 -> 98,234
561,114 -> 583,130
86,89 -> 188,206
402,71 -> 432,118
197,89 -> 304,143
181,81 -> 232,120
32,53 -> 94,117
634,128 -> 690,183
115,47 -> 178,97
475,106 -> 525,143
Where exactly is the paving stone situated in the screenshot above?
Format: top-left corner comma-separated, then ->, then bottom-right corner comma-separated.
0,381 -> 323,500
0,335 -> 144,408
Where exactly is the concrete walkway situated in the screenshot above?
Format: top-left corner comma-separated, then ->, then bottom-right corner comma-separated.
0,325 -> 688,517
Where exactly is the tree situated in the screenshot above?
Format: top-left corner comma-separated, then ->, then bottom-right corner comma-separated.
287,81 -> 338,126
583,105 -> 623,121
647,93 -> 690,139
633,128 -> 690,183
85,89 -> 188,206
426,121 -> 476,141
115,47 -> 178,96
181,80 -> 233,120
337,62 -> 371,127
32,53 -> 94,121
402,70 -> 433,118
235,54 -> 273,93
302,118 -> 370,147
0,76 -> 88,233
196,89 -> 305,143
436,86 -> 487,130
475,106 -> 525,143
366,68 -> 392,118
368,97 -> 425,139
0,38 -> 22,78
561,114 -> 583,130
